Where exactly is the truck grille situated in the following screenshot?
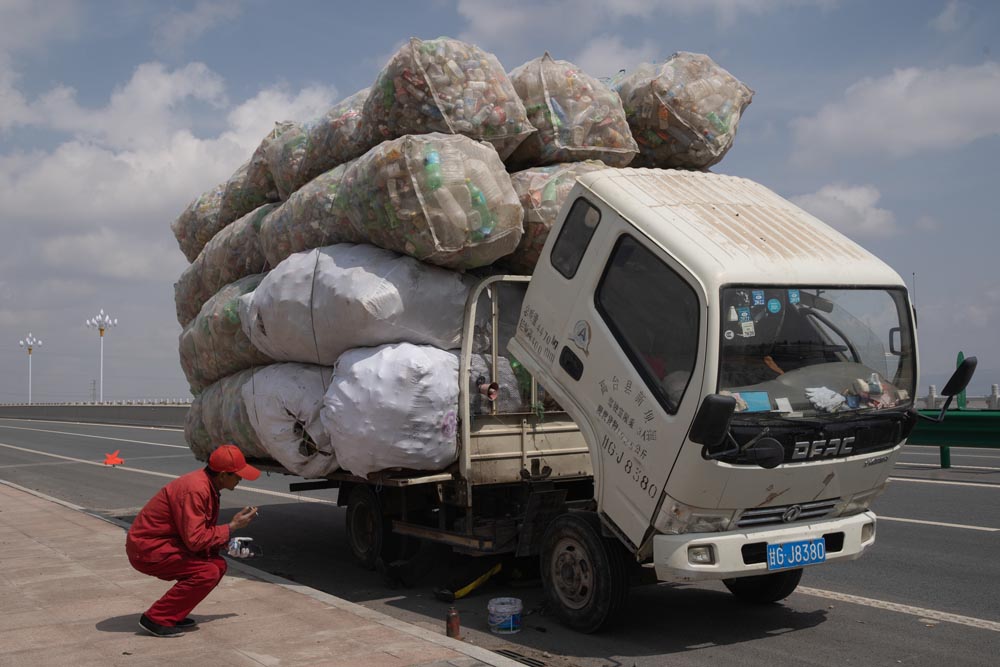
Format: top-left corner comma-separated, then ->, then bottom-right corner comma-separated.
736,498 -> 840,528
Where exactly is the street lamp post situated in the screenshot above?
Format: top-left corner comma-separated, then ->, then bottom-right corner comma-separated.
86,309 -> 118,403
17,333 -> 42,404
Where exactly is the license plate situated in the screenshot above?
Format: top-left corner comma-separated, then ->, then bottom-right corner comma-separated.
766,538 -> 826,570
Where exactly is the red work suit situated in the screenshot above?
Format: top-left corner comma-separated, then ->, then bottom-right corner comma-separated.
126,468 -> 231,626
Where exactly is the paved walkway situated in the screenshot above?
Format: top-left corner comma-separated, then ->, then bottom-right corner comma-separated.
0,481 -> 521,667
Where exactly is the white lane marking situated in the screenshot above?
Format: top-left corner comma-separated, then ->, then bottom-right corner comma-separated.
0,418 -> 183,433
798,587 -> 1000,632
888,477 -> 999,489
878,516 -> 998,532
895,462 -> 1000,472
0,441 -> 335,505
0,423 -> 187,449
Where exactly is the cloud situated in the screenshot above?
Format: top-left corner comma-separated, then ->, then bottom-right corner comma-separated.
930,1 -> 965,33
0,0 -> 82,53
571,36 -> 660,80
153,0 -> 245,56
790,62 -> 1000,163
791,184 -> 897,238
0,59 -> 338,295
456,0 -> 833,50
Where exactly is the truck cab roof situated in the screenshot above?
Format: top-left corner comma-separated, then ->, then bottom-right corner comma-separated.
575,168 -> 906,290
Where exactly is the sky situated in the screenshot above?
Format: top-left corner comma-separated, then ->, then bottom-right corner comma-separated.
0,0 -> 997,403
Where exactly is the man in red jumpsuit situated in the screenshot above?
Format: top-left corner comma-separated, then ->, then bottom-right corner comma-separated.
127,444 -> 260,637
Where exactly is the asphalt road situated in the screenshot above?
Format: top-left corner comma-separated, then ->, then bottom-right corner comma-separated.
1,417 -> 997,666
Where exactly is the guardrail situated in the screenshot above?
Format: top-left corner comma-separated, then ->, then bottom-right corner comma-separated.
907,410 -> 1000,469
0,404 -> 188,428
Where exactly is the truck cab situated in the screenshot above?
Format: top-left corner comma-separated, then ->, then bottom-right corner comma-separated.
508,168 -> 971,631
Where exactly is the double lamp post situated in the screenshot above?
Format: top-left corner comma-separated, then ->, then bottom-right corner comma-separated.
16,309 -> 120,404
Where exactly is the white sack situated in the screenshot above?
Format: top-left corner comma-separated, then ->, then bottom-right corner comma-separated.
242,363 -> 338,478
240,244 -> 474,365
321,344 -> 460,478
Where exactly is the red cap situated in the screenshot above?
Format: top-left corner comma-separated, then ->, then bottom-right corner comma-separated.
208,444 -> 260,481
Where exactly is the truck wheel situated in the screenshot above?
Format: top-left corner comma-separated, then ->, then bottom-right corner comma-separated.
723,568 -> 803,603
345,485 -> 394,570
540,512 -> 630,633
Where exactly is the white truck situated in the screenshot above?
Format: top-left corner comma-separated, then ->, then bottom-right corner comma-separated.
278,167 -> 975,632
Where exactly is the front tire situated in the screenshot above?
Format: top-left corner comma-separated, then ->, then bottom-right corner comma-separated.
540,512 -> 630,633
723,568 -> 803,603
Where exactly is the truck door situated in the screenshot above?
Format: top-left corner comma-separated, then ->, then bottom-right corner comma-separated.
510,193 -> 707,550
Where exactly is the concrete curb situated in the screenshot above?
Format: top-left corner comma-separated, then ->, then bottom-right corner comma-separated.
0,479 -> 523,667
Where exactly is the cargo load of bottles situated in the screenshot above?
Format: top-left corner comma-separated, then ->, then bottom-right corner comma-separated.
171,37 -> 753,479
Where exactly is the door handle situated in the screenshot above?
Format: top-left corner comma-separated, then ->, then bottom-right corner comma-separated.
559,346 -> 584,381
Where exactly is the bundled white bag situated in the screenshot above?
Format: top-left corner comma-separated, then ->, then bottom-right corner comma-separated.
242,363 -> 338,479
240,244 -> 474,365
322,344 -> 460,478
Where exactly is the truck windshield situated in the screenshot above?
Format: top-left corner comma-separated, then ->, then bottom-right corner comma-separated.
717,286 -> 915,417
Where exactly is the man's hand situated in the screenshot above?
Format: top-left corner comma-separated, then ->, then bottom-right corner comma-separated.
229,506 -> 258,532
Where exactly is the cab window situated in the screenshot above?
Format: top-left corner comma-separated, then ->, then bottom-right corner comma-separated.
596,235 -> 700,414
550,198 -> 600,279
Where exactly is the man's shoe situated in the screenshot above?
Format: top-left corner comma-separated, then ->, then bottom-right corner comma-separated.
138,614 -> 183,637
175,617 -> 197,629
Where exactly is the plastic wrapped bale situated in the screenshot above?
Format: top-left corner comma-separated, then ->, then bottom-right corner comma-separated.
339,133 -> 523,269
217,122 -> 291,224
171,182 -> 226,263
321,343 -> 461,478
258,163 -> 361,267
614,52 -> 753,169
185,368 -> 268,461
242,363 -> 338,478
506,54 -> 637,170
240,244 -> 475,365
179,274 -> 274,394
505,161 -> 608,274
174,203 -> 276,327
363,37 -> 535,159
265,88 -> 370,200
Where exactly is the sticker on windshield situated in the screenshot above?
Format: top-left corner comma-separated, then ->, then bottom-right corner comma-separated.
752,290 -> 765,306
767,298 -> 782,314
724,329 -> 735,340
788,289 -> 800,304
737,307 -> 751,323
741,321 -> 755,337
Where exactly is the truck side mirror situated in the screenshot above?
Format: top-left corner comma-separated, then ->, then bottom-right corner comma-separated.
916,356 -> 977,424
689,394 -> 736,449
941,356 -> 977,397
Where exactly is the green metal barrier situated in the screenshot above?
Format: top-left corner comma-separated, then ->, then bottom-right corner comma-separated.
907,410 -> 1000,468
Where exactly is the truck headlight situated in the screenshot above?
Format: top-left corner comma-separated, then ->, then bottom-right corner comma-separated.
656,496 -> 736,534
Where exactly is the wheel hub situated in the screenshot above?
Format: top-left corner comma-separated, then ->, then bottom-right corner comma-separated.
550,536 -> 593,610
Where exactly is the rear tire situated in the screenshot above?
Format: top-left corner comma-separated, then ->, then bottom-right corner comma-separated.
345,485 -> 397,570
540,512 -> 630,633
723,568 -> 803,603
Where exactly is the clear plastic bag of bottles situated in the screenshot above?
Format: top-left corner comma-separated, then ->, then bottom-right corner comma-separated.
185,368 -> 268,461
506,54 -> 637,170
178,274 -> 274,394
174,204 -> 276,327
172,182 -> 226,263
218,122 -> 289,225
260,133 -> 523,271
504,161 -> 607,274
265,88 -> 371,200
362,37 -> 535,160
615,52 -> 753,169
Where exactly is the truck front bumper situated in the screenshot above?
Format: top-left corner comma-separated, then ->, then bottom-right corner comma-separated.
652,511 -> 876,582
